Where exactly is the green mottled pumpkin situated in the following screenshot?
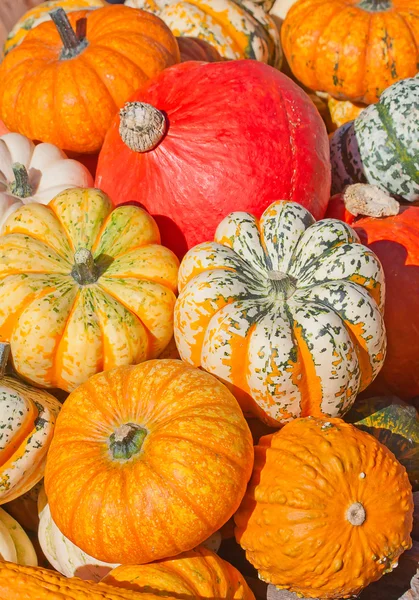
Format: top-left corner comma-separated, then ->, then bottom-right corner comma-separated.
330,76 -> 419,201
346,396 -> 419,492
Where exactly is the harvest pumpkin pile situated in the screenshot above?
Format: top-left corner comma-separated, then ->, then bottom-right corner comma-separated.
0,1 -> 418,599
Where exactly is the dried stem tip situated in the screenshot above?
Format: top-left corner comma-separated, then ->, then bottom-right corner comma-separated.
342,184 -> 400,219
119,102 -> 167,153
346,502 -> 366,526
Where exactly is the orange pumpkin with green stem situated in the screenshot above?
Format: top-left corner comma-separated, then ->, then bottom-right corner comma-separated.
0,5 -> 180,154
45,359 -> 254,564
281,0 -> 419,104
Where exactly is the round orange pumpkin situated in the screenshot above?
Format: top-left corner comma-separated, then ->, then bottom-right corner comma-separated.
281,0 -> 419,104
45,359 -> 254,564
235,417 -> 413,599
0,5 -> 180,154
102,546 -> 255,599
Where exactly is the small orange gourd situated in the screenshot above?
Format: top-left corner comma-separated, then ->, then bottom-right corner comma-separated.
235,417 -> 414,599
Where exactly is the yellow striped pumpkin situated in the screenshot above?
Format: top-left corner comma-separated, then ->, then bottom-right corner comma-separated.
174,201 -> 386,426
0,188 -> 179,392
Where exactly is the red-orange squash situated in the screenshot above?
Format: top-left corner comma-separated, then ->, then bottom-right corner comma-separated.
0,5 -> 180,154
45,359 -> 254,564
235,417 -> 414,599
102,546 -> 255,599
281,0 -> 419,104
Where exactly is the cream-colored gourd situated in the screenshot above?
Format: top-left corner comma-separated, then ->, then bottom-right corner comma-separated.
0,507 -> 37,566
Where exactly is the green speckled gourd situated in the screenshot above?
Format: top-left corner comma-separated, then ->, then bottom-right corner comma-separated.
347,396 -> 419,492
0,188 -> 179,392
330,76 -> 419,201
0,343 -> 61,504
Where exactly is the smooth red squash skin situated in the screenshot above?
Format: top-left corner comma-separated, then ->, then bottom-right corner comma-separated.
328,205 -> 419,399
96,60 -> 331,258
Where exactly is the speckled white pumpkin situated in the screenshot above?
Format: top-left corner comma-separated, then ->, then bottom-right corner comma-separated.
0,133 -> 93,232
331,76 -> 419,201
125,0 -> 282,67
174,201 -> 386,426
0,367 -> 61,504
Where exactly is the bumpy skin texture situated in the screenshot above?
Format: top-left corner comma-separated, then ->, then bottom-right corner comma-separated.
0,5 -> 180,154
96,60 -> 331,259
0,188 -> 179,391
174,201 -> 386,426
44,359 -> 254,564
3,0 -> 104,55
235,417 -> 414,599
330,77 -> 419,201
353,207 -> 419,399
126,0 -> 281,66
281,0 -> 419,104
102,546 -> 255,599
0,561 -> 176,600
0,377 -> 60,504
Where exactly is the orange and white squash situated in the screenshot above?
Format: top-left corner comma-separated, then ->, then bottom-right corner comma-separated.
38,487 -> 118,582
174,201 -> 386,426
0,188 -> 179,392
0,133 -> 93,232
0,507 -> 37,567
125,0 -> 282,67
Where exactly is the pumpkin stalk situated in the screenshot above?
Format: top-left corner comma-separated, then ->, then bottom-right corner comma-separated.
342,184 -> 400,219
50,8 -> 89,60
10,163 -> 32,199
0,343 -> 10,379
71,248 -> 99,285
267,271 -> 297,300
109,423 -> 147,460
346,502 -> 366,526
119,102 -> 167,153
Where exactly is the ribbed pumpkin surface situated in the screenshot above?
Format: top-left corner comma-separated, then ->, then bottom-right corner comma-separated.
235,417 -> 413,599
103,546 -> 254,599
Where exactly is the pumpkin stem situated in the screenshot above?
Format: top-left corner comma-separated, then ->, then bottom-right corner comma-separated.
109,423 -> 148,460
341,184 -> 400,219
267,271 -> 297,300
50,8 -> 89,60
346,502 -> 366,526
357,0 -> 392,11
10,163 -> 32,199
119,102 -> 167,153
0,343 -> 10,379
71,248 -> 99,285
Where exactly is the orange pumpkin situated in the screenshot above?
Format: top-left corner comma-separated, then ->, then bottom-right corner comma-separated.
281,0 -> 419,104
102,546 -> 255,599
327,96 -> 366,131
0,5 -> 180,154
0,561 -> 176,600
45,359 -> 254,564
235,417 -> 413,599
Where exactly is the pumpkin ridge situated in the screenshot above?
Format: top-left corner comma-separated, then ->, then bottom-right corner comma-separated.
143,451 -> 218,529
371,99 -> 419,185
51,289 -> 84,388
76,53 -> 119,112
85,40 -> 150,86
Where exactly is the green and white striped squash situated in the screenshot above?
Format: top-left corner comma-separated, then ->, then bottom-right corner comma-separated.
330,76 -> 419,201
174,201 -> 386,427
125,0 -> 282,68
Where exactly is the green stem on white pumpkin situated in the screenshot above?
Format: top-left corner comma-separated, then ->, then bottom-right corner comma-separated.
267,271 -> 297,300
10,163 -> 32,199
0,343 -> 11,379
71,248 -> 99,285
346,502 -> 366,526
342,184 -> 400,219
49,8 -> 89,60
109,423 -> 148,460
119,102 -> 167,153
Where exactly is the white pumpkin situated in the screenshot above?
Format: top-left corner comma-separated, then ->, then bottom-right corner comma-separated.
269,0 -> 296,20
0,506 -> 37,566
174,201 -> 387,426
0,133 -> 93,232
